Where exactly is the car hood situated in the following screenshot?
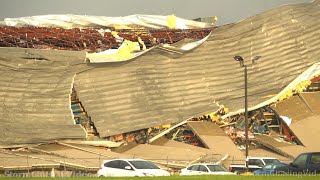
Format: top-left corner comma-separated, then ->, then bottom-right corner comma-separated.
139,169 -> 170,176
180,170 -> 235,175
253,170 -> 272,174
274,165 -> 294,172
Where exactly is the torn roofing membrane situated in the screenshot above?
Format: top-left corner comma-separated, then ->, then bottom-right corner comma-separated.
0,14 -> 213,29
0,1 -> 320,146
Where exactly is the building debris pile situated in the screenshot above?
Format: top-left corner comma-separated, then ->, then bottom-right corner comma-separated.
104,119 -> 205,148
164,123 -> 205,148
100,77 -> 320,161
71,87 -> 99,138
69,73 -> 320,169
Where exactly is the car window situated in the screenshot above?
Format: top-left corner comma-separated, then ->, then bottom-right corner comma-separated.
119,160 -> 133,170
104,160 -> 120,168
128,160 -> 160,169
292,153 -> 308,168
191,165 -> 200,171
199,165 -> 208,172
310,153 -> 320,165
249,159 -> 264,166
264,159 -> 280,164
187,165 -> 194,170
207,165 -> 227,172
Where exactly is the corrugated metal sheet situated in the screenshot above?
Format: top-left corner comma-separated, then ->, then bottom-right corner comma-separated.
249,148 -> 292,163
254,135 -> 295,159
299,92 -> 320,115
0,150 -> 57,168
75,1 -> 320,137
0,143 -> 125,169
151,137 -> 217,155
0,48 -> 87,147
273,92 -> 320,155
111,143 -> 207,163
272,95 -> 313,123
187,121 -> 245,165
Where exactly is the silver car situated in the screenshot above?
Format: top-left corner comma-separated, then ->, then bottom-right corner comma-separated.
180,163 -> 235,175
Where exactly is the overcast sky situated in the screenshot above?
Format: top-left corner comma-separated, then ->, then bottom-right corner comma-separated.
0,0 -> 312,25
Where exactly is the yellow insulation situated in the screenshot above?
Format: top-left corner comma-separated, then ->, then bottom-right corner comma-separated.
167,15 -> 177,29
86,40 -> 138,60
278,79 -> 312,101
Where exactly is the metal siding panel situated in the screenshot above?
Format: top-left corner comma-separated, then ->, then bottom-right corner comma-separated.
0,48 -> 87,146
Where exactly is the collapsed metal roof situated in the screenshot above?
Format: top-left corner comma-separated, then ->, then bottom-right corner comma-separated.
75,1 -> 320,137
0,1 -> 320,146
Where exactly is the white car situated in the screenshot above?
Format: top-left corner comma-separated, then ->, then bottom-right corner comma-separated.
180,163 -> 235,175
97,158 -> 170,177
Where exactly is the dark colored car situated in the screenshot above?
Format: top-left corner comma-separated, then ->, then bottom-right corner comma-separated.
274,152 -> 320,174
253,163 -> 287,175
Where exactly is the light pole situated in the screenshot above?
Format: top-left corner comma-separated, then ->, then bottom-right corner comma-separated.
233,55 -> 261,172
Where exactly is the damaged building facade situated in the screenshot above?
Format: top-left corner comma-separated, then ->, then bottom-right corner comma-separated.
0,0 -> 320,177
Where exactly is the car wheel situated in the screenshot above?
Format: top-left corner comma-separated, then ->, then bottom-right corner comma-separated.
234,171 -> 243,175
99,175 -> 105,178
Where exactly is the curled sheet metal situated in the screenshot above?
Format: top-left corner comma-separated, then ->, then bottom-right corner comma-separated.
86,34 -> 210,62
222,63 -> 320,119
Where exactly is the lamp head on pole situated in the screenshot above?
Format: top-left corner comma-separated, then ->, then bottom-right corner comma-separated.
233,55 -> 245,67
252,56 -> 261,64
233,55 -> 244,62
233,55 -> 262,67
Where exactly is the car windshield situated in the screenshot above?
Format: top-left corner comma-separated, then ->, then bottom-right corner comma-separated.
129,160 -> 160,169
206,165 -> 227,172
262,164 -> 273,170
264,159 -> 280,164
